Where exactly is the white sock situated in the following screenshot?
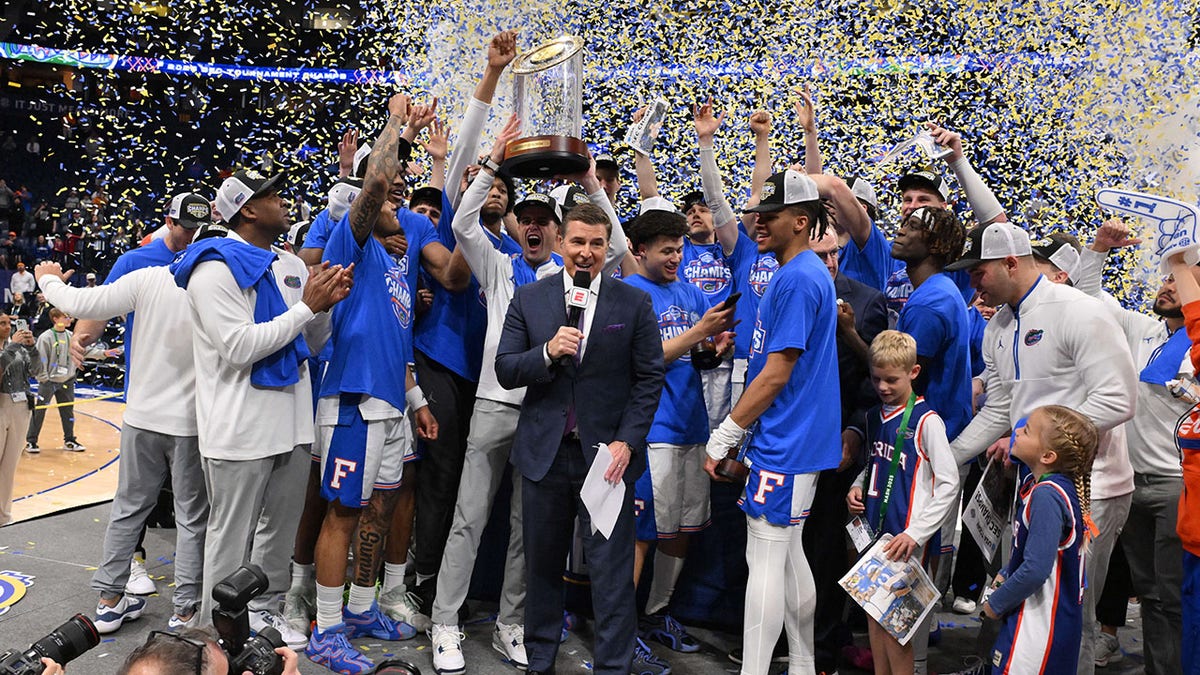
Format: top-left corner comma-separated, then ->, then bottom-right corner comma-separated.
382,562 -> 407,595
291,561 -> 314,589
346,583 -> 376,615
315,583 -> 344,632
645,552 -> 686,616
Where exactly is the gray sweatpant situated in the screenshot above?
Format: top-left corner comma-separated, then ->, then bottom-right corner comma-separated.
199,445 -> 309,624
1122,473 -> 1184,675
432,398 -> 525,626
1077,492 -> 1131,675
92,425 -> 208,614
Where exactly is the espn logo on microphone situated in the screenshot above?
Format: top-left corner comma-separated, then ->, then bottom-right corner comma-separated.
569,288 -> 588,307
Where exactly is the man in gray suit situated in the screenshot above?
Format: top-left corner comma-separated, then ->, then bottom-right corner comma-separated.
496,202 -> 664,675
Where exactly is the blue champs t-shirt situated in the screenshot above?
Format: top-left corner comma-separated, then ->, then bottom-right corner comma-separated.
414,193 -> 519,381
300,208 -> 333,251
728,233 -> 778,360
745,249 -> 841,474
624,274 -> 711,445
106,237 -> 178,381
320,211 -> 433,410
895,272 -> 973,439
681,238 -> 752,307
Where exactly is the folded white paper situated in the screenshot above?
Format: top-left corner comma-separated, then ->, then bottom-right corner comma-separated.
580,442 -> 625,539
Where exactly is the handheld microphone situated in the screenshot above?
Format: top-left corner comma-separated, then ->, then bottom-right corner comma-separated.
559,270 -> 592,366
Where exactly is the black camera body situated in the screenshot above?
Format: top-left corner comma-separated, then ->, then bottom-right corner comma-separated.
212,564 -> 284,675
0,614 -> 100,675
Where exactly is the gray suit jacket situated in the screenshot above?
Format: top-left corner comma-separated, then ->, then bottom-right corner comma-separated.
496,272 -> 665,483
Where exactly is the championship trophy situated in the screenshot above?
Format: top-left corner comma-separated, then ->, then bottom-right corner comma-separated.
502,35 -> 589,178
716,428 -> 752,483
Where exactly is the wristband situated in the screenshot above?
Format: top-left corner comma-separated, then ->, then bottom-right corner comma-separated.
481,156 -> 502,173
405,386 -> 428,411
705,414 -> 746,461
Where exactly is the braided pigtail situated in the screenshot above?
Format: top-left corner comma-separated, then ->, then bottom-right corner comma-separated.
1038,405 -> 1099,551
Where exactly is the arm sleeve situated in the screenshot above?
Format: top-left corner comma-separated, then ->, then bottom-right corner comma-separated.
445,97 -> 490,208
699,145 -> 738,235
1075,248 -> 1160,341
39,273 -> 139,321
986,487 -> 1070,615
947,155 -> 1005,224
903,413 -> 961,546
186,261 -> 316,370
595,189 -> 629,275
451,172 -> 507,289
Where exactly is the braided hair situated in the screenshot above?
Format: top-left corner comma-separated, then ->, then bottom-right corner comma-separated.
906,206 -> 966,264
1037,405 -> 1099,544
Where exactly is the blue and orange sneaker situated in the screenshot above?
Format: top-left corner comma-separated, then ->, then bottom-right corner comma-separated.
640,613 -> 700,653
344,601 -> 417,641
306,623 -> 374,674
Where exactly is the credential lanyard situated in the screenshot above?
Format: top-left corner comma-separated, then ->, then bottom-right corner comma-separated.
868,392 -> 917,527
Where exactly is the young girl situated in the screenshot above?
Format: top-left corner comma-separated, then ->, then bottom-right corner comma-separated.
983,404 -> 1097,674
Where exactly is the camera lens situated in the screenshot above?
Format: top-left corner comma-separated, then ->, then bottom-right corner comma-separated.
31,614 -> 100,665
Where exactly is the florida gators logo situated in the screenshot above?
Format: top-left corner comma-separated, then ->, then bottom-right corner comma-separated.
284,275 -> 301,289
1024,329 -> 1044,346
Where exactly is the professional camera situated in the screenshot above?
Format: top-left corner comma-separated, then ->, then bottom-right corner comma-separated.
0,614 -> 100,675
211,564 -> 284,675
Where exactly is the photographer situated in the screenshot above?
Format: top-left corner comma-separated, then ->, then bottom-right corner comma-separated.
0,312 -> 36,526
116,628 -> 300,675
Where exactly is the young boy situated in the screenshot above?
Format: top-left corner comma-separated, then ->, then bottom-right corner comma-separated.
847,330 -> 959,675
27,307 -> 84,453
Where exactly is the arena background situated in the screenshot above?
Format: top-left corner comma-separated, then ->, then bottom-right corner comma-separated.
0,0 -> 1196,308
0,0 -> 1197,637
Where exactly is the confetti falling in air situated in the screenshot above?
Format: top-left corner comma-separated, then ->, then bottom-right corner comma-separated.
1,0 -> 1197,308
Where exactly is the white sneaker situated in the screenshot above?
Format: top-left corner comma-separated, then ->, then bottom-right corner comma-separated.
379,585 -> 431,632
250,608 -> 308,650
283,583 -> 316,637
1126,598 -> 1141,620
24,442 -> 38,454
493,621 -> 528,669
64,440 -> 86,452
125,557 -> 157,595
94,595 -> 147,634
430,623 -> 466,675
1095,631 -> 1123,666
952,596 -> 977,614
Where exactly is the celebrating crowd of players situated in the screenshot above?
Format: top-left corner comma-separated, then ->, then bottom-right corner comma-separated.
18,28 -> 1200,675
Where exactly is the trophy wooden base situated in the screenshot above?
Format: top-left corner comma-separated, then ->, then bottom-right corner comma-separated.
716,447 -> 749,482
502,135 -> 590,178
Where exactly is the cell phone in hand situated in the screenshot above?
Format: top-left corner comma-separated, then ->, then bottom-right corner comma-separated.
720,292 -> 742,311
13,318 -> 27,333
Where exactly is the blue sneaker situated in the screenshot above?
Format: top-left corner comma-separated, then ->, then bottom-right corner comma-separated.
631,636 -> 671,675
640,613 -> 700,653
344,601 -> 417,641
306,623 -> 374,674
94,595 -> 147,634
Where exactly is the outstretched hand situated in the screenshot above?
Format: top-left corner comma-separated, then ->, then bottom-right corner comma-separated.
487,30 -> 519,69
692,97 -> 724,141
925,121 -> 964,163
749,110 -> 771,137
794,84 -> 816,132
418,118 -> 449,162
337,129 -> 359,176
489,114 -> 522,165
1092,218 -> 1142,252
